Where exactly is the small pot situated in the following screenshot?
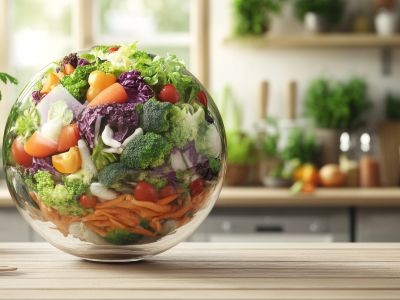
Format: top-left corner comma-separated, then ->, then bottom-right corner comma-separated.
375,9 -> 397,36
225,164 -> 251,186
304,12 -> 322,33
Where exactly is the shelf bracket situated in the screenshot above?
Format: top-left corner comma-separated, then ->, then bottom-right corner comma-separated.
381,47 -> 392,76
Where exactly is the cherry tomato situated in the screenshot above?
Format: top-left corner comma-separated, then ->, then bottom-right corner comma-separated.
158,84 -> 180,104
57,124 -> 80,152
79,194 -> 98,209
134,181 -> 158,202
159,185 -> 176,198
189,178 -> 206,197
52,146 -> 82,174
197,91 -> 208,107
24,131 -> 58,158
11,137 -> 33,167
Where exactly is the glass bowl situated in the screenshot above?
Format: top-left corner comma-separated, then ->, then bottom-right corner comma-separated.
3,44 -> 226,261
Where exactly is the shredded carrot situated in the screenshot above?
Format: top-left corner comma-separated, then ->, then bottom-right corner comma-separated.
150,218 -> 162,233
95,196 -> 126,209
158,194 -> 178,205
130,199 -> 172,213
159,204 -> 192,219
85,222 -> 107,236
109,218 -> 128,229
128,227 -> 156,237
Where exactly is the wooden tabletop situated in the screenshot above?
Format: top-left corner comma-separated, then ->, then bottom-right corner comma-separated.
2,243 -> 400,299
2,187 -> 400,208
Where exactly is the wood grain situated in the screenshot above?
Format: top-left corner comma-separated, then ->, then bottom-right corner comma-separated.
2,243 -> 400,299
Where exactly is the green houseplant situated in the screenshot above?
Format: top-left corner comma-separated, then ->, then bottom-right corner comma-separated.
0,72 -> 18,101
232,0 -> 284,36
219,86 -> 255,185
304,76 -> 370,164
293,0 -> 344,32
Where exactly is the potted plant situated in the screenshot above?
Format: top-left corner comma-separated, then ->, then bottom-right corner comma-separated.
232,0 -> 284,36
219,86 -> 256,186
304,77 -> 370,165
293,0 -> 345,33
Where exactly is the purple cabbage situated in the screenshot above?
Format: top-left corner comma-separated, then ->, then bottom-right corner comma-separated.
77,58 -> 89,66
31,91 -> 44,104
27,157 -> 60,177
118,71 -> 153,103
78,102 -> 139,148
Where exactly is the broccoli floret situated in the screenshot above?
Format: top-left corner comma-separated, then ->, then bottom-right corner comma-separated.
33,171 -> 86,216
137,172 -> 167,189
63,176 -> 89,196
209,157 -> 222,175
164,104 -> 204,148
91,138 -> 117,171
60,64 -> 96,102
98,162 -> 131,187
105,229 -> 142,245
121,132 -> 171,170
140,98 -> 173,133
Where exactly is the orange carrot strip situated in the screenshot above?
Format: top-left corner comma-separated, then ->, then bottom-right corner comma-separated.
158,194 -> 178,205
159,204 -> 192,219
131,199 -> 172,213
150,218 -> 162,233
88,83 -> 128,107
109,218 -> 128,229
128,227 -> 156,237
85,223 -> 107,236
95,196 -> 126,209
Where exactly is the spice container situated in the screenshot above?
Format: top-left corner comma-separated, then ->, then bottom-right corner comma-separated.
359,133 -> 380,187
339,132 -> 359,187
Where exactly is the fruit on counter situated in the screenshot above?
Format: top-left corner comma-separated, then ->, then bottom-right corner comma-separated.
158,84 -> 180,104
40,73 -> 60,94
293,163 -> 319,185
11,137 -> 33,167
51,146 -> 82,174
319,164 -> 346,187
57,124 -> 80,152
24,131 -> 58,158
88,82 -> 128,107
86,70 -> 117,102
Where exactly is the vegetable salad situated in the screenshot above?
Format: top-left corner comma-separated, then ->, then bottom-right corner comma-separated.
4,44 -> 224,245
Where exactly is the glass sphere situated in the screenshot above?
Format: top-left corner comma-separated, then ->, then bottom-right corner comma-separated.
3,44 -> 226,261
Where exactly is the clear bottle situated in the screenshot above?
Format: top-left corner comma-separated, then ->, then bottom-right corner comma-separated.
339,132 -> 360,187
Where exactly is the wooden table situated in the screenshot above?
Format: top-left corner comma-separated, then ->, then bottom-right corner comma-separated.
2,243 -> 400,299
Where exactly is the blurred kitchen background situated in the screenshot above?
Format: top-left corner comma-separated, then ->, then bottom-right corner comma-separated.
2,0 -> 400,243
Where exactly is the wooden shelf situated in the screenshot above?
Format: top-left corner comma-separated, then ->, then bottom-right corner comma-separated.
224,34 -> 400,48
217,187 -> 400,207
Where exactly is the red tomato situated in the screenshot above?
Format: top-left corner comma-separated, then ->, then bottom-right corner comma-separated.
11,137 -> 33,167
190,178 -> 205,197
79,194 -> 98,209
108,46 -> 120,53
159,185 -> 176,198
158,84 -> 180,104
57,124 -> 80,152
134,181 -> 158,202
197,91 -> 208,107
24,131 -> 58,158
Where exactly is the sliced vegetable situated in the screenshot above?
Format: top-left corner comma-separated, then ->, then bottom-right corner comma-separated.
86,70 -> 116,102
158,84 -> 179,104
77,139 -> 98,177
79,194 -> 98,209
11,137 -> 33,167
197,91 -> 208,106
64,63 -> 75,75
52,146 -> 82,174
134,181 -> 158,202
57,124 -> 80,152
24,131 -> 58,158
101,125 -> 121,148
90,182 -> 119,200
40,73 -> 60,94
159,185 -> 176,198
88,83 -> 128,107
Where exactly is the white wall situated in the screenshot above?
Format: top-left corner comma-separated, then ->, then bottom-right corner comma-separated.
209,0 -> 400,131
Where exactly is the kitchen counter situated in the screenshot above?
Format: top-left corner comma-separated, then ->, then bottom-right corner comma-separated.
2,187 -> 400,208
2,243 -> 400,299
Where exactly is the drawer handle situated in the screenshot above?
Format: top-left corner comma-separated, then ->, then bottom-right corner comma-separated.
255,225 -> 283,232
